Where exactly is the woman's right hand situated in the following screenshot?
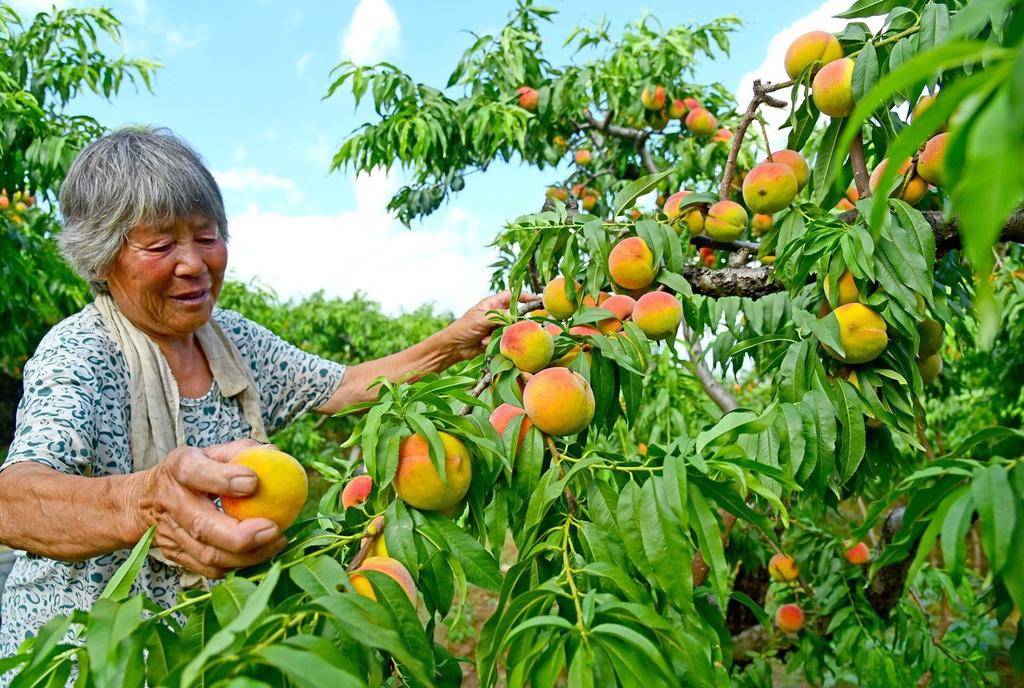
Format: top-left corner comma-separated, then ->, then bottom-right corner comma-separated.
131,439 -> 287,579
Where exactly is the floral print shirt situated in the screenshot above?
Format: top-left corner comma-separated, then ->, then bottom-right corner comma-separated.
0,305 -> 345,663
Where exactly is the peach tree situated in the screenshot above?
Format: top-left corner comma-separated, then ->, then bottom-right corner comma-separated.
8,1 -> 1024,687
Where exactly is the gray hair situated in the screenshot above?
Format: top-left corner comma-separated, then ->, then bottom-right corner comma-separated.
58,126 -> 228,293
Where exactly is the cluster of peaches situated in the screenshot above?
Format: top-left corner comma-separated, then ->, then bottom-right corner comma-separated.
0,189 -> 36,225
768,542 -> 871,633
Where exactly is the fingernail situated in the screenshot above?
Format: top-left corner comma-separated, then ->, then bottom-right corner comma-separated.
255,526 -> 279,545
229,475 -> 258,493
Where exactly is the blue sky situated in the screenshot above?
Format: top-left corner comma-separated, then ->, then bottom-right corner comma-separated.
13,0 -> 851,314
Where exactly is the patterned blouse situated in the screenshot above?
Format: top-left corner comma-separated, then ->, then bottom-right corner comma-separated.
0,305 -> 345,661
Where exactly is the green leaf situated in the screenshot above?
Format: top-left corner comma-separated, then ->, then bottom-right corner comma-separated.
289,555 -> 347,598
851,42 -> 879,102
837,0 -> 905,18
612,170 -> 672,217
406,411 -> 448,483
211,577 -> 257,627
416,511 -> 502,591
835,380 -> 866,482
255,645 -> 365,688
812,117 -> 846,205
971,463 -> 1017,574
99,526 -> 154,602
940,491 -> 975,586
688,484 -> 728,608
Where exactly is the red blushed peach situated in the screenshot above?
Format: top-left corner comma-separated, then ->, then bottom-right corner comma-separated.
684,107 -> 717,136
341,475 -> 373,510
522,368 -> 595,436
844,541 -> 870,565
667,98 -> 686,119
641,85 -> 666,111
775,604 -> 805,633
869,158 -> 927,205
752,213 -> 773,235
517,86 -> 539,111
632,291 -> 682,340
916,133 -> 947,186
581,292 -> 611,309
768,553 -> 799,582
394,432 -> 472,512
608,237 -> 656,290
712,127 -> 734,143
812,57 -> 855,117
704,200 -> 748,242
542,277 -> 580,319
597,294 -> 636,334
350,556 -> 417,603
683,97 -> 701,112
574,149 -> 592,165
765,149 -> 809,190
785,30 -> 843,78
663,190 -> 705,234
500,320 -> 555,373
743,161 -> 799,214
489,403 -> 533,449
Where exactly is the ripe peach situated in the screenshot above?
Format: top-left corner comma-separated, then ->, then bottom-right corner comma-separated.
0,195 -> 8,210
785,30 -> 843,78
596,294 -> 636,334
844,541 -> 870,565
917,353 -> 942,384
542,277 -> 580,319
608,237 -> 656,290
917,319 -> 943,357
704,200 -> 748,241
341,475 -> 373,510
641,85 -> 666,111
663,190 -> 705,234
517,86 -> 539,111
768,553 -> 799,582
699,246 -> 715,267
489,403 -> 533,449
632,291 -> 682,340
500,320 -> 555,373
775,604 -> 805,633
369,533 -> 389,557
684,107 -> 718,136
712,127 -> 734,143
581,292 -> 611,309
824,270 -> 859,306
836,183 -> 860,212
221,446 -> 308,531
683,97 -> 701,112
546,187 -> 568,202
828,303 -> 888,365
350,556 -> 417,603
766,149 -> 809,190
868,159 -> 927,205
752,213 -> 773,236
916,133 -> 947,186
812,57 -> 855,117
667,98 -> 686,119
911,93 -> 936,122
581,191 -> 599,211
743,162 -> 799,214
394,432 -> 472,512
523,368 -> 595,436
574,149 -> 592,165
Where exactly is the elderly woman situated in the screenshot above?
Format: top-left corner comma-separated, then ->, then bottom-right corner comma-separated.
0,127 -> 514,660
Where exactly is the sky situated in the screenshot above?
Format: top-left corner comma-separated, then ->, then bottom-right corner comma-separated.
11,0 -> 856,316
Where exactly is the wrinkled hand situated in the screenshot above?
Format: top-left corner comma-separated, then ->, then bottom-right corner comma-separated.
134,439 -> 287,578
442,291 -> 539,362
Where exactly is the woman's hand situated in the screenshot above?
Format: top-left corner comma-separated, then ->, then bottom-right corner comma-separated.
132,439 -> 287,579
441,291 -> 539,363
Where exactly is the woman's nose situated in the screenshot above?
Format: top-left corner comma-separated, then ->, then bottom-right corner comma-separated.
174,242 -> 207,276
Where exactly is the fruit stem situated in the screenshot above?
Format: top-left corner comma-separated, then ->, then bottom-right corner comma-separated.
561,513 -> 589,638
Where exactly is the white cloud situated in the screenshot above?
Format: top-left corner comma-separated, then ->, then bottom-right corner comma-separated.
164,23 -> 208,53
303,129 -> 335,171
734,0 -> 884,149
214,168 -> 305,201
224,170 -> 494,315
295,52 -> 314,77
232,145 -> 247,163
340,0 -> 400,65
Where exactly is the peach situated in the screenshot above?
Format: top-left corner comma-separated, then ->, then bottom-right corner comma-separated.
743,162 -> 799,214
500,320 -> 555,373
824,270 -> 859,306
641,85 -> 666,111
704,200 -> 748,241
917,319 -> 943,357
517,86 -> 539,111
836,183 -> 860,212
775,604 -> 805,633
917,353 -> 942,384
844,541 -> 870,565
221,446 -> 308,531
608,237 -> 656,290
350,556 -> 417,603
394,432 -> 472,512
341,475 -> 373,510
574,149 -> 592,165
489,403 -> 533,449
752,213 -> 773,236
828,303 -> 888,365
683,97 -> 701,112
546,187 -> 568,202
632,291 -> 682,340
663,190 -> 705,235
542,277 -> 580,319
916,133 -> 947,186
761,254 -> 776,265
581,191 -> 599,211
523,368 -> 595,436
766,149 -> 809,190
811,57 -> 855,117
369,533 -> 389,557
552,135 -> 568,150
869,159 -> 927,205
785,31 -> 843,78
684,107 -> 717,136
768,553 -> 799,582
699,246 -> 715,267
712,127 -> 734,143
596,294 -> 636,333
912,93 -> 936,122
667,98 -> 686,119
581,292 -> 611,309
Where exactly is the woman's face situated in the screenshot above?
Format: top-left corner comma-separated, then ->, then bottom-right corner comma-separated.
104,215 -> 227,340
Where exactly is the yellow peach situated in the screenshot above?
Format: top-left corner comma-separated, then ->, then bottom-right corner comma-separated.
784,31 -> 843,78
608,237 -> 656,290
522,368 -> 595,436
394,432 -> 472,512
632,291 -> 682,340
500,320 -> 555,373
743,162 -> 799,214
811,57 -> 855,117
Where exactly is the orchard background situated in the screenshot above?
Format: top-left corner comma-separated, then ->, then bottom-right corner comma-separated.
2,0 -> 1024,686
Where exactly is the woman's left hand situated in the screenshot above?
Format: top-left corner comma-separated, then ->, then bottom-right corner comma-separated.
442,291 -> 539,362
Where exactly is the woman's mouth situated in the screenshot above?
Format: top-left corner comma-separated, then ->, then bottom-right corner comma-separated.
169,288 -> 210,305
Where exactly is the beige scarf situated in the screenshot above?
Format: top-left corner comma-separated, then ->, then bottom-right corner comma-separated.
94,294 -> 268,583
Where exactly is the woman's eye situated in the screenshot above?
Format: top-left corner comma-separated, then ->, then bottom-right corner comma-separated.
198,237 -> 219,245
148,244 -> 174,253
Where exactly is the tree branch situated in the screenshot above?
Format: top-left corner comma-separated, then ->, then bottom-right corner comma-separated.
720,79 -> 791,200
850,132 -> 871,198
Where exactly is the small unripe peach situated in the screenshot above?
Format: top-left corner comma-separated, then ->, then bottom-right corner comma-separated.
844,541 -> 870,565
812,57 -> 855,117
684,107 -> 717,136
667,98 -> 686,119
574,149 -> 592,165
663,190 -> 704,234
608,237 -> 656,290
596,294 -> 636,334
341,475 -> 373,510
743,162 -> 799,214
836,183 -> 860,211
775,604 -> 805,633
632,291 -> 682,340
869,159 -> 927,205
704,200 -> 748,242
517,86 -> 539,111
752,213 -> 773,235
824,270 -> 859,306
916,133 -> 947,186
641,85 -> 666,111
828,303 -> 888,365
350,556 -> 417,603
523,368 -> 595,436
489,403 -> 533,449
552,135 -> 568,149
394,432 -> 472,512
500,320 -> 555,373
768,553 -> 799,582
542,277 -> 580,319
917,353 -> 942,384
917,319 -> 943,357
766,149 -> 809,191
785,31 -> 843,79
